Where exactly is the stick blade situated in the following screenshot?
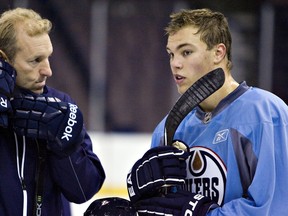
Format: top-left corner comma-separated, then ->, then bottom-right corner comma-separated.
164,68 -> 225,146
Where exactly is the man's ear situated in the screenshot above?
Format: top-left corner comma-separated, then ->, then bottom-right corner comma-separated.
214,43 -> 226,64
0,50 -> 9,61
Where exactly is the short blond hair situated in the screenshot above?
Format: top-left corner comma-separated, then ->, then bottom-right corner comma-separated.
165,8 -> 232,70
0,7 -> 52,62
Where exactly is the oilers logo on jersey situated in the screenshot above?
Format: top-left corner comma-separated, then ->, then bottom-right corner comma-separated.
183,146 -> 227,205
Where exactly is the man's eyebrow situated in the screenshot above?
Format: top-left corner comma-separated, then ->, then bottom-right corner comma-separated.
166,43 -> 192,51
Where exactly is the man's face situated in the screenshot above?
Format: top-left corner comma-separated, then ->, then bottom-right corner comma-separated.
12,29 -> 53,94
166,26 -> 217,94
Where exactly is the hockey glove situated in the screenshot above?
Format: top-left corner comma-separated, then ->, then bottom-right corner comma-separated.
0,58 -> 16,127
127,146 -> 189,203
135,189 -> 219,216
11,94 -> 84,157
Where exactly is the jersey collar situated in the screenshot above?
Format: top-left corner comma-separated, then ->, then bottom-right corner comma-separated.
195,81 -> 250,123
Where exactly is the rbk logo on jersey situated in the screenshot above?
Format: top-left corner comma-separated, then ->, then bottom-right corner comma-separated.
184,147 -> 227,205
0,97 -> 7,108
213,129 -> 229,144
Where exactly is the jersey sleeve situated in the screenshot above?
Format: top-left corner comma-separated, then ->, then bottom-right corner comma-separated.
208,113 -> 288,215
49,131 -> 105,203
45,86 -> 106,203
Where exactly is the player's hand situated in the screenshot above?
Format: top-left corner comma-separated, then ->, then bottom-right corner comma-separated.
127,146 -> 189,203
11,93 -> 85,157
135,189 -> 219,216
0,57 -> 16,128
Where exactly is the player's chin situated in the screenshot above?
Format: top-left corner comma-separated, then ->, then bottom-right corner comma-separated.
177,85 -> 188,95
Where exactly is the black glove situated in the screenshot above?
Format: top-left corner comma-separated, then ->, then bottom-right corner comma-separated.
0,58 -> 16,127
11,94 -> 85,157
135,189 -> 219,216
84,197 -> 137,216
127,146 -> 189,203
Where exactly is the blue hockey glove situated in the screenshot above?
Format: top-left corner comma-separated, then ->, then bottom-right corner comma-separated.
0,58 -> 16,127
127,146 -> 189,203
11,94 -> 85,157
135,189 -> 219,216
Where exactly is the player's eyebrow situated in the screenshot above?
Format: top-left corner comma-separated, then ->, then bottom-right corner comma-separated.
166,43 -> 192,52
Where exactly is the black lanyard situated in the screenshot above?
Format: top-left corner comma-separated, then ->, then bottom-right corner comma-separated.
33,140 -> 47,216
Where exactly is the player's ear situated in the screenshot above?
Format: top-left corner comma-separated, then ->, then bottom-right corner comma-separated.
213,43 -> 226,64
0,50 -> 9,62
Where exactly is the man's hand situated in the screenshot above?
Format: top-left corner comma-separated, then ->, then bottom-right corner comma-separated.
135,189 -> 219,216
127,146 -> 189,203
0,58 -> 16,127
11,94 -> 84,157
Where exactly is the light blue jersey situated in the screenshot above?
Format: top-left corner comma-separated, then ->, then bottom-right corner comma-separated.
151,82 -> 288,216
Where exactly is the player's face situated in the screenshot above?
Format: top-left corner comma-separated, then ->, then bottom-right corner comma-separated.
12,28 -> 53,94
166,26 -> 217,94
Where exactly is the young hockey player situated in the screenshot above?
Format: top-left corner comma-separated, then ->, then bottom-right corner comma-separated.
127,8 -> 288,216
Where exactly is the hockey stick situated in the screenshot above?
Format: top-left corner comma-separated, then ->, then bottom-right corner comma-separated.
164,68 -> 225,147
